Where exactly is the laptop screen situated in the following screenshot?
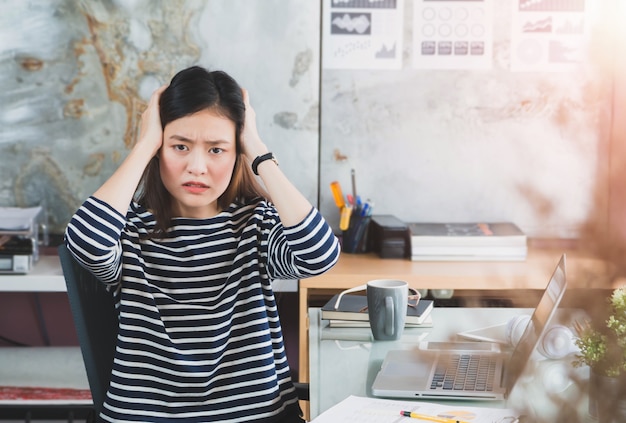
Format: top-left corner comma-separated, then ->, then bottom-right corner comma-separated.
504,254 -> 567,394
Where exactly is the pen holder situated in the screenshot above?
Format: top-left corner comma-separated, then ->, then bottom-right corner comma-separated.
342,215 -> 371,254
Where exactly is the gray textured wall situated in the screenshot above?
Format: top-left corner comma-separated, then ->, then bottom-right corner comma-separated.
0,0 -> 616,240
320,0 -> 613,238
0,0 -> 321,233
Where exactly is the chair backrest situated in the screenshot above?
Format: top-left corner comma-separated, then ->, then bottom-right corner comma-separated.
58,244 -> 118,417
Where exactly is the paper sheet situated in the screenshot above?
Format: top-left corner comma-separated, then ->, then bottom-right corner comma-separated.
510,0 -> 590,72
322,0 -> 404,69
0,206 -> 42,231
311,395 -> 519,423
412,0 -> 494,70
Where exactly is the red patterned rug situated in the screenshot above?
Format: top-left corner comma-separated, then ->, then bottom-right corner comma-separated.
0,386 -> 92,401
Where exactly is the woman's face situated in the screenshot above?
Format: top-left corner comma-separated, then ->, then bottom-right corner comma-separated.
160,109 -> 237,218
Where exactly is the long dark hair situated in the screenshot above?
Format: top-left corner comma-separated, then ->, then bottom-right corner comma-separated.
136,66 -> 267,236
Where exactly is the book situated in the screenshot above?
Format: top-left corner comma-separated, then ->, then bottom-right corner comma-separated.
408,222 -> 527,261
320,293 -> 434,325
328,313 -> 433,328
409,222 -> 526,246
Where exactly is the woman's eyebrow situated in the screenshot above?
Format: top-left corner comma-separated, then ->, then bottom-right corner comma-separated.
169,135 -> 231,145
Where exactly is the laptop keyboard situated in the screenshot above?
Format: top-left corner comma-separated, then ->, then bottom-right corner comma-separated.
430,354 -> 497,392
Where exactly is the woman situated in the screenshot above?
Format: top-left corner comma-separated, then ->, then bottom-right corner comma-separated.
65,66 -> 340,422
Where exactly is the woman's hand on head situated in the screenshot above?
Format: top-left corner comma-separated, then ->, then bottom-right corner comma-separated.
137,84 -> 168,157
92,84 -> 168,213
241,88 -> 268,160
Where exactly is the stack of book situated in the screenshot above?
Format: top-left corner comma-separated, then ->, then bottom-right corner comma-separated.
408,222 -> 527,261
320,293 -> 434,328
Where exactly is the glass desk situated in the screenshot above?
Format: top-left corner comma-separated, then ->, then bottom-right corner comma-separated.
308,307 -> 593,422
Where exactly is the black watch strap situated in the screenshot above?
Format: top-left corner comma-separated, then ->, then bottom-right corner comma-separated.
252,152 -> 278,175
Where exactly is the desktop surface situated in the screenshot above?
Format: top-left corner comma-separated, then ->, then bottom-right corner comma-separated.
308,307 -> 593,423
298,247 -> 614,393
0,255 -> 66,292
0,254 -> 298,293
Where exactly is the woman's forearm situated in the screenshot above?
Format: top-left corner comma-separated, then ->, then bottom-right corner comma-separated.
253,157 -> 313,227
92,144 -> 153,215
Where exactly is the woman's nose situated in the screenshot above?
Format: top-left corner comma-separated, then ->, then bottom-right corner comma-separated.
186,150 -> 208,175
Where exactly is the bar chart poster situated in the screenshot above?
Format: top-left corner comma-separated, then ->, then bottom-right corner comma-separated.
511,0 -> 589,71
412,0 -> 494,70
322,0 -> 404,69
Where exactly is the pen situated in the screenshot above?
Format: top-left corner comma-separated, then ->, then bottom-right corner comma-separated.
360,202 -> 370,217
361,200 -> 374,217
351,168 -> 357,201
399,411 -> 470,423
354,195 -> 362,216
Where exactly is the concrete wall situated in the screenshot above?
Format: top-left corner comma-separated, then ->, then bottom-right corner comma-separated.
2,1 -> 616,240
0,0 -> 321,233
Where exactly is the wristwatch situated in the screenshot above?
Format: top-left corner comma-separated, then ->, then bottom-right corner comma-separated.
252,152 -> 279,175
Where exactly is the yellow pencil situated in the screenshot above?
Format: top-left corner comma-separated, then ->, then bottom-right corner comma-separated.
400,410 -> 471,423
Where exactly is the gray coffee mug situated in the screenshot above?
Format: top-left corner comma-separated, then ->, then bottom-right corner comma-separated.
366,279 -> 408,341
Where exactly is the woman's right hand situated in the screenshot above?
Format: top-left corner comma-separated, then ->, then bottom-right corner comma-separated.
137,85 -> 168,157
92,84 -> 168,214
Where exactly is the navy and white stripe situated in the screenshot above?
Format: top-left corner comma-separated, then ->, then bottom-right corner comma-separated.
65,196 -> 339,422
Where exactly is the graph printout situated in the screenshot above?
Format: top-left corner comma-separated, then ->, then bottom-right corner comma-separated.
311,395 -> 520,423
322,0 -> 404,69
511,0 -> 589,71
412,0 -> 494,70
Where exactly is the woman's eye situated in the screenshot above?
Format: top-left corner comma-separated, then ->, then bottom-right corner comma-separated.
173,145 -> 188,151
209,147 -> 224,154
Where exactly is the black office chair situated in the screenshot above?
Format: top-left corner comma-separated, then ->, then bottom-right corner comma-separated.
59,244 -> 118,421
59,244 -> 309,421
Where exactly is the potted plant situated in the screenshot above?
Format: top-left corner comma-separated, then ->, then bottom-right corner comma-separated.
573,287 -> 626,421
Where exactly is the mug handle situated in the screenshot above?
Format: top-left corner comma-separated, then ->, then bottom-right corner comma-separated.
384,296 -> 394,336
334,284 -> 367,309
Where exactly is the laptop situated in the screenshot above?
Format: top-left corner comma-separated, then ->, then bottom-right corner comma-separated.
371,254 -> 567,401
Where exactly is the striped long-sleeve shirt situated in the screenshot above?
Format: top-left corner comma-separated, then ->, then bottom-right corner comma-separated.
65,196 -> 340,422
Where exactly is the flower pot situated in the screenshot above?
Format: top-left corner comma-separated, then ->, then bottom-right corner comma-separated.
588,370 -> 626,422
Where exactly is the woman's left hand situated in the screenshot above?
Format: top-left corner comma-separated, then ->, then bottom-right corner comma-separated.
241,89 -> 269,161
240,89 -> 313,225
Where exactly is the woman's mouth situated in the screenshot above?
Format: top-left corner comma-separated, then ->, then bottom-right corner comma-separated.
182,182 -> 209,193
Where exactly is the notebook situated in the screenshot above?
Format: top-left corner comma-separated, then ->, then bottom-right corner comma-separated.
371,254 -> 567,401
